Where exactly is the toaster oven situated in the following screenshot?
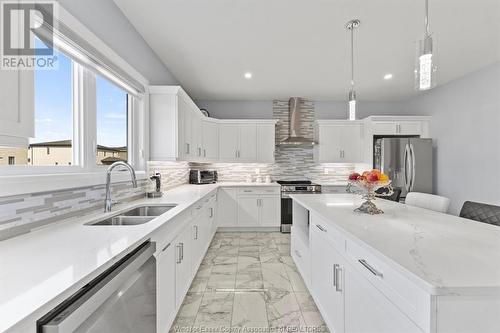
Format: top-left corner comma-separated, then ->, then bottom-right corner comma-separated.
189,170 -> 218,184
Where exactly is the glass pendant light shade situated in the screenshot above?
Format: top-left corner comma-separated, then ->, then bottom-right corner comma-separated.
415,0 -> 437,91
348,89 -> 356,121
415,35 -> 437,90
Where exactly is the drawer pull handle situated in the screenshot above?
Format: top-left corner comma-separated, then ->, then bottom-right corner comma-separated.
334,264 -> 342,292
162,243 -> 171,252
359,259 -> 383,278
316,224 -> 327,232
294,250 -> 302,258
243,190 -> 252,192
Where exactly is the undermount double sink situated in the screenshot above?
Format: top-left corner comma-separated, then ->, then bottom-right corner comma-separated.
87,205 -> 177,226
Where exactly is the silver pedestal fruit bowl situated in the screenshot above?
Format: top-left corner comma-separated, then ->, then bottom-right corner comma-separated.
346,178 -> 394,215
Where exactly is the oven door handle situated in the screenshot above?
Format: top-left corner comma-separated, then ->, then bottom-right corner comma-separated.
39,242 -> 154,332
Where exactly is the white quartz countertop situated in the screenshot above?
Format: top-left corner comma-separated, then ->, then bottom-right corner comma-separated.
290,194 -> 500,296
0,182 -> 273,332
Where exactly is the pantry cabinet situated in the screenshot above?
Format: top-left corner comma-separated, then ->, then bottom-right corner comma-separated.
314,120 -> 363,163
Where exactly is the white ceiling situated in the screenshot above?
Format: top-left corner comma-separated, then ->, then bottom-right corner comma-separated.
114,0 -> 500,101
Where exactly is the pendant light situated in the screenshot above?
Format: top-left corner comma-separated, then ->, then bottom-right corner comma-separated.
415,0 -> 437,90
346,19 -> 360,121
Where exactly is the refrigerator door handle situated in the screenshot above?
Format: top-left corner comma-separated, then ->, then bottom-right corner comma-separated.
410,143 -> 416,191
404,144 -> 411,192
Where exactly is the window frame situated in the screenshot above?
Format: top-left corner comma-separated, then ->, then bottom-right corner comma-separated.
0,6 -> 148,196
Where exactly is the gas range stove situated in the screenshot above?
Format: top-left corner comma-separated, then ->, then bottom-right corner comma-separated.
277,180 -> 322,194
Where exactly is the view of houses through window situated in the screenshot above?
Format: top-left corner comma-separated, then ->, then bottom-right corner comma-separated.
0,39 -> 128,166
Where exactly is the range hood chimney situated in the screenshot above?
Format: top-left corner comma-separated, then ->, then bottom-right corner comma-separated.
278,97 -> 316,146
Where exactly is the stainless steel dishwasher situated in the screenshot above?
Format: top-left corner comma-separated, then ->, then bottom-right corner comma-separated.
37,241 -> 156,333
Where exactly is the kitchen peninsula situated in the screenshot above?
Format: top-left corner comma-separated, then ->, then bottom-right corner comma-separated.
290,194 -> 500,333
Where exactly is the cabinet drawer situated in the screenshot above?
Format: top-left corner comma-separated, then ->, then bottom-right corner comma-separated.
238,186 -> 280,196
346,239 -> 429,330
310,214 -> 346,253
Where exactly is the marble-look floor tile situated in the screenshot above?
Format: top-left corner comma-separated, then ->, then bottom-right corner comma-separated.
232,292 -> 269,330
239,245 -> 260,253
283,265 -> 307,292
212,263 -> 238,274
294,292 -> 329,332
237,258 -> 262,273
235,270 -> 264,289
194,292 -> 234,329
261,263 -> 292,291
212,255 -> 238,265
169,292 -> 203,332
206,272 -> 236,291
264,290 -> 306,332
260,248 -> 282,264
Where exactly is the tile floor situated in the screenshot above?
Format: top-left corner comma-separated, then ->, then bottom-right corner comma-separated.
169,232 -> 328,333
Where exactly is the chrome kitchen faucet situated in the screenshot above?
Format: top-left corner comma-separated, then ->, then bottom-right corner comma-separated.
104,161 -> 137,212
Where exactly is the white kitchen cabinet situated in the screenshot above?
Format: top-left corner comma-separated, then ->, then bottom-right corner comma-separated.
238,196 -> 260,226
218,121 -> 277,163
191,203 -> 206,270
314,120 -> 363,163
174,224 -> 193,307
257,123 -> 276,162
202,120 -> 219,161
156,240 -> 176,333
371,120 -> 423,136
344,264 -> 422,333
217,188 -> 238,227
0,69 -> 34,145
259,196 -> 280,226
311,223 -> 345,333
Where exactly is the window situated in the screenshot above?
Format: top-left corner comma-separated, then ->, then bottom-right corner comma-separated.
96,75 -> 128,165
0,38 -> 73,166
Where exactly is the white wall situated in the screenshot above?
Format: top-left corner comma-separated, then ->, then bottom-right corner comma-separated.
58,0 -> 178,85
406,62 -> 500,215
196,100 -> 410,119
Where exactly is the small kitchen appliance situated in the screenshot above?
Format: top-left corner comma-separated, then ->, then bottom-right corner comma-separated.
189,170 -> 218,184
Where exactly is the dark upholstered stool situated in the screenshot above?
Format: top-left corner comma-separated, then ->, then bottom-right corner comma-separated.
459,201 -> 500,226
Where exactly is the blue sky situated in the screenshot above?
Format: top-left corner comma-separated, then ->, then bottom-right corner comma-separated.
33,39 -> 127,148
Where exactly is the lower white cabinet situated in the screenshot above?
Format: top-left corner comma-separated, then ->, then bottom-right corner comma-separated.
156,240 -> 177,333
174,224 -> 193,307
311,224 -> 345,333
344,265 -> 422,333
218,188 -> 238,226
218,187 -> 280,228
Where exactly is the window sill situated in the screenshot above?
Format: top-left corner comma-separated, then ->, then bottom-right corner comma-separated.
0,170 -> 147,197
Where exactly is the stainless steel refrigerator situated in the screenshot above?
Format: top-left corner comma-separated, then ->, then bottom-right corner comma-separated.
374,138 -> 433,198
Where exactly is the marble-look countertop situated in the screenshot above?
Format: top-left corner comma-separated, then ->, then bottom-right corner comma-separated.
289,194 -> 500,296
0,182 -> 277,333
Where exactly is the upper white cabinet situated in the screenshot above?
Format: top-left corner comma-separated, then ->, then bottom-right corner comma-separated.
201,119 -> 219,161
362,116 -> 431,164
314,120 -> 363,163
149,86 -> 276,163
218,120 -> 277,163
0,69 -> 34,145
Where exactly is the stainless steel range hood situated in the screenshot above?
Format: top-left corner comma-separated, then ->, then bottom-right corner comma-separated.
278,97 -> 316,146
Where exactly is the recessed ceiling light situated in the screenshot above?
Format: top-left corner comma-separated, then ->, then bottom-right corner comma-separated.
384,74 -> 393,80
244,72 -> 252,79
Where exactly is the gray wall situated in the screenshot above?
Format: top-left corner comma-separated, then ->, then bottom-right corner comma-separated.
58,0 -> 178,85
406,62 -> 500,215
196,100 -> 409,119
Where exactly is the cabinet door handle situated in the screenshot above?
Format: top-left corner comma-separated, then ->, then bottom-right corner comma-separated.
176,244 -> 182,263
235,150 -> 238,158
186,143 -> 190,154
358,259 -> 383,277
209,207 -> 213,218
316,224 -> 327,232
203,149 -> 206,157
194,225 -> 198,240
180,242 -> 184,261
333,264 -> 338,287
294,250 -> 302,258
162,242 -> 171,252
339,150 -> 342,158
335,265 -> 343,292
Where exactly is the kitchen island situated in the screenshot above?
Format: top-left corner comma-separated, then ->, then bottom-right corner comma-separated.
289,194 -> 500,333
